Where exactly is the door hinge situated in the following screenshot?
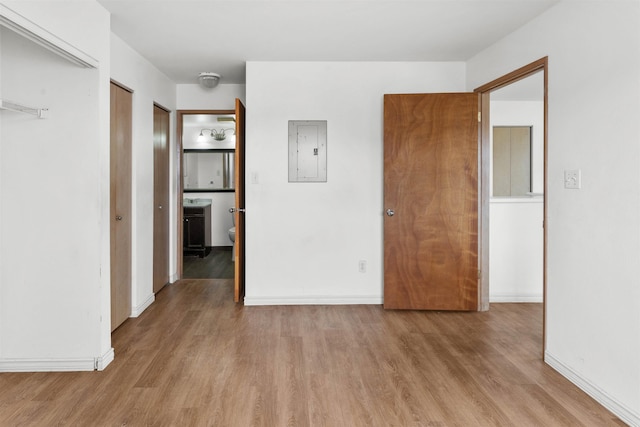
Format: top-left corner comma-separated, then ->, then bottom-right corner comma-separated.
477,270 -> 482,279
478,112 -> 481,122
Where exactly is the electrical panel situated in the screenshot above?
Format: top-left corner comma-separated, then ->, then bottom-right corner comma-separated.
288,120 -> 327,182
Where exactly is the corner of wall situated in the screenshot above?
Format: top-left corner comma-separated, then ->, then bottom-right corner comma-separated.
545,352 -> 640,427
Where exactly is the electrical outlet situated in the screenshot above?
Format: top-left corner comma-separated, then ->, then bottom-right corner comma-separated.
564,169 -> 581,189
358,260 -> 367,273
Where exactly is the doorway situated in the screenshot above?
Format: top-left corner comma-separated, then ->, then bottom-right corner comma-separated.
488,74 -> 544,303
475,57 -> 548,351
381,58 -> 547,347
178,110 -> 237,280
176,101 -> 246,304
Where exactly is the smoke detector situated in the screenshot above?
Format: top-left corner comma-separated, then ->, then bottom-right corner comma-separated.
198,72 -> 221,89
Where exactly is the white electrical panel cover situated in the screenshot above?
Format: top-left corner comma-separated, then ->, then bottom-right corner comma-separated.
288,120 -> 327,182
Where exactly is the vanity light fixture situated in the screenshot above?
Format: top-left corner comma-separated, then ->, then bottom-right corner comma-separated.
198,72 -> 221,88
197,128 -> 235,142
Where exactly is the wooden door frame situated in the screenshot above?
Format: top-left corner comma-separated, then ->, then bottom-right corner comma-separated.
176,109 -> 235,278
474,57 -> 548,353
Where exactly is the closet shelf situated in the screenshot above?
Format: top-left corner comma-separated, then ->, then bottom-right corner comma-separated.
0,99 -> 48,118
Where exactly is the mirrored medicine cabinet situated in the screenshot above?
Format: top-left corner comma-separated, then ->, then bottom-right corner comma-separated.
180,111 -> 236,193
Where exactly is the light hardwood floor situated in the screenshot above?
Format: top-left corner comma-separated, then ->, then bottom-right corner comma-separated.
0,279 -> 623,426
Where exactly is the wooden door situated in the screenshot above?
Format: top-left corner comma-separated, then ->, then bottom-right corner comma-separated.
110,82 -> 132,330
153,104 -> 170,293
383,93 -> 479,310
234,99 -> 246,303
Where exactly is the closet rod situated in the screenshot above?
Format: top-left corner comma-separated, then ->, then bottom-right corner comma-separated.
0,99 -> 48,118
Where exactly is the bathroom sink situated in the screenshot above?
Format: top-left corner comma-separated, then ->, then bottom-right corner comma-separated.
183,198 -> 212,207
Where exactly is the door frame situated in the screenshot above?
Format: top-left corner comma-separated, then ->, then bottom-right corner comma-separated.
176,109 -> 235,278
475,57 -> 548,353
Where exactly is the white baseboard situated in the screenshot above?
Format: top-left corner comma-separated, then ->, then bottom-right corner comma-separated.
130,293 -> 155,317
545,351 -> 640,426
490,294 -> 543,303
246,294 -> 541,306
0,348 -> 114,372
0,346 -> 115,372
0,357 -> 95,372
96,347 -> 114,371
244,295 -> 383,306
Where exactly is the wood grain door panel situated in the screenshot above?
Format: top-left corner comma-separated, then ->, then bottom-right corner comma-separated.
110,82 -> 132,330
153,105 -> 170,293
234,99 -> 246,303
384,93 -> 479,311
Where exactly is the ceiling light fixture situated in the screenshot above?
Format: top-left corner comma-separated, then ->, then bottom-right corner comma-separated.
198,128 -> 235,142
198,72 -> 221,89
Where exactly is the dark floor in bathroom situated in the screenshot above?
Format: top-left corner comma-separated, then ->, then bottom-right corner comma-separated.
183,246 -> 234,279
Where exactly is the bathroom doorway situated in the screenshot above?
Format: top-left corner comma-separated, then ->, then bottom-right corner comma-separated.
178,109 -> 237,281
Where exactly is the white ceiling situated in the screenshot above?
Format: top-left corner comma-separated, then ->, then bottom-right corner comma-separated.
97,0 -> 559,85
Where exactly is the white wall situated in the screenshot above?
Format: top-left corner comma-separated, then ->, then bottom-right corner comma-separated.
490,100 -> 544,302
490,199 -> 543,301
0,1 -> 112,370
177,84 -> 245,111
467,1 -> 640,424
110,34 -> 176,315
244,62 -> 466,304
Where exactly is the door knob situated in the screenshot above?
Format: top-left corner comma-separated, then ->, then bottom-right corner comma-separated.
229,208 -> 246,213
115,215 -> 123,221
158,205 -> 163,209
386,209 -> 395,217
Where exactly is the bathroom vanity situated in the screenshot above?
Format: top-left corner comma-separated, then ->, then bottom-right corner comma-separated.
183,199 -> 212,257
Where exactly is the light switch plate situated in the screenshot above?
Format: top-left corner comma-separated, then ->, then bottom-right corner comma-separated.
564,169 -> 581,189
358,260 -> 367,273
